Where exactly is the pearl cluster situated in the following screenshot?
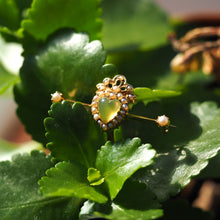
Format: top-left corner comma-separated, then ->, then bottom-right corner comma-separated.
91,75 -> 136,131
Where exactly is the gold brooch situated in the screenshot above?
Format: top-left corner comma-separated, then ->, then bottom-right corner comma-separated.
91,75 -> 135,131
51,75 -> 174,131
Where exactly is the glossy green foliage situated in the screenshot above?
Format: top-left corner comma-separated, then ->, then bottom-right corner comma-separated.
21,0 -> 102,41
87,167 -> 104,186
39,161 -> 108,204
134,87 -> 181,105
0,0 -> 19,30
96,138 -> 156,200
80,200 -> 163,220
134,102 -> 220,201
45,101 -> 104,167
14,31 -> 116,144
0,151 -> 81,220
102,0 -> 172,52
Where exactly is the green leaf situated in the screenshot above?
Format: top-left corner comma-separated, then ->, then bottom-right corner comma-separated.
39,161 -> 108,204
0,139 -> 42,161
0,0 -> 20,30
14,31 -> 116,144
102,0 -> 172,52
134,87 -> 181,105
0,151 -> 81,219
45,101 -> 104,167
80,200 -> 163,220
0,64 -> 19,95
113,126 -> 123,142
87,168 -> 104,186
96,138 -> 156,200
21,0 -> 102,41
114,180 -> 161,210
134,102 -> 220,201
97,204 -> 163,220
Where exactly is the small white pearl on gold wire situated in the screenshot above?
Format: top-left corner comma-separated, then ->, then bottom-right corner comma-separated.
156,115 -> 170,127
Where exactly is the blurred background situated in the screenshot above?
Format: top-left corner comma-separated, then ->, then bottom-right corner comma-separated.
156,0 -> 220,16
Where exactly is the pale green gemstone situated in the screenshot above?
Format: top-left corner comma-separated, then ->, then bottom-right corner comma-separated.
98,97 -> 121,123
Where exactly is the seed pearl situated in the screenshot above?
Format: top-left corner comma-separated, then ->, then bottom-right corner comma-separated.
102,124 -> 108,131
96,91 -> 104,97
103,78 -> 111,85
96,83 -> 105,90
127,85 -> 133,92
117,93 -> 123,100
127,94 -> 135,102
121,98 -> 127,104
120,110 -> 126,115
156,115 -> 169,127
108,123 -> 114,129
104,91 -> 110,96
112,119 -> 118,125
109,92 -> 116,99
91,101 -> 98,107
93,114 -> 99,121
104,88 -> 111,96
112,86 -> 121,93
122,104 -> 129,111
99,85 -> 106,90
93,95 -> 99,101
97,119 -> 102,125
91,107 -> 97,113
116,115 -> 123,121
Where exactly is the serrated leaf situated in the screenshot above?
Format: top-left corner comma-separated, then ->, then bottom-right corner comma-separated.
14,31 -> 116,144
21,0 -> 102,41
0,0 -> 20,30
39,161 -> 108,204
134,87 -> 181,105
96,138 -> 156,200
134,102 -> 220,201
0,151 -> 81,219
80,200 -> 163,220
0,64 -> 19,95
102,0 -> 172,52
45,101 -> 104,167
